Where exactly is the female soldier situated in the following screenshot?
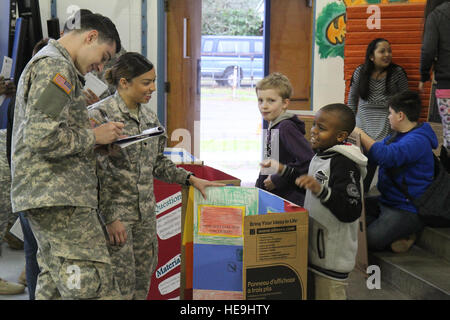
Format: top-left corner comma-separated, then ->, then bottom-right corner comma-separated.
89,52 -> 222,299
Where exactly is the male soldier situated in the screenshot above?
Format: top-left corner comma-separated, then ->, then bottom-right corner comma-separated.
11,12 -> 124,299
61,8 -> 126,105
0,77 -> 15,249
0,78 -> 24,296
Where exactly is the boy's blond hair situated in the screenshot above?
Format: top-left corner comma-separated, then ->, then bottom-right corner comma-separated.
256,72 -> 293,100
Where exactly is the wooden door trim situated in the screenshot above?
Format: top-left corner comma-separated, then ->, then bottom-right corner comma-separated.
267,0 -> 313,111
264,0 -> 271,78
157,0 -> 166,127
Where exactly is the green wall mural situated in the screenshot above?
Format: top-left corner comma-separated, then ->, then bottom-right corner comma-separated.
316,1 -> 347,59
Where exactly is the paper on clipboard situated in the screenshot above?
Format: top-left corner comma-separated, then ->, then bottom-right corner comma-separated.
1,56 -> 13,78
114,126 -> 165,148
0,56 -> 13,105
84,72 -> 109,97
9,218 -> 24,242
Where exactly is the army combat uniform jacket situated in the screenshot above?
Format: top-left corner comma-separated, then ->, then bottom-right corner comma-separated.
10,39 -> 121,300
88,92 -> 190,224
0,130 -> 12,251
11,39 -> 97,212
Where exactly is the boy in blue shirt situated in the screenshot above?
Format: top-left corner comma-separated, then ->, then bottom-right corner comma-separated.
354,90 -> 438,253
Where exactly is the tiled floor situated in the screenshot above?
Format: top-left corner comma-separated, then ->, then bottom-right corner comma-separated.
0,240 -> 411,300
0,243 -> 28,300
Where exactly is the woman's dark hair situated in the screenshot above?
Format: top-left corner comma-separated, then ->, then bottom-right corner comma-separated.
352,38 -> 405,100
104,52 -> 154,87
32,38 -> 50,56
423,0 -> 450,34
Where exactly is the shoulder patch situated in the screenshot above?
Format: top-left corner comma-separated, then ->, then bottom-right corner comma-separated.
52,73 -> 73,95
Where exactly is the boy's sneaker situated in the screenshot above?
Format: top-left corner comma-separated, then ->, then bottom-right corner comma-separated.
390,234 -> 417,253
0,278 -> 25,295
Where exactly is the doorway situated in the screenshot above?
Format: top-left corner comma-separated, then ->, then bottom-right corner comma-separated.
199,0 -> 265,186
165,0 -> 313,186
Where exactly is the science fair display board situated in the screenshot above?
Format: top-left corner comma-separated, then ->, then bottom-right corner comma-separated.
182,186 -> 308,300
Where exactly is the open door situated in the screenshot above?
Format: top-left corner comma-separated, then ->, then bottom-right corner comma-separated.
268,0 -> 313,110
166,0 -> 202,157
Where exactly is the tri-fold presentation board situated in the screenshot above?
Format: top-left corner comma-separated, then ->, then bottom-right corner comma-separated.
182,186 -> 309,300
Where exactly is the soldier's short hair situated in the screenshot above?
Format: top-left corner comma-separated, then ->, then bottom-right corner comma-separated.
63,9 -> 93,33
256,72 -> 293,100
65,10 -> 121,53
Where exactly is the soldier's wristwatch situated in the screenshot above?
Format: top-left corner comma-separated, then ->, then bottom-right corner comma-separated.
185,173 -> 195,186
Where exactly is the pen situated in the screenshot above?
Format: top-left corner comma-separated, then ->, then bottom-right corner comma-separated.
89,117 -> 101,126
99,109 -> 110,122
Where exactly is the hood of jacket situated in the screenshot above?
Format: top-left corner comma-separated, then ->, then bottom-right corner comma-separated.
269,112 -> 306,134
412,122 -> 439,150
325,143 -> 368,180
374,122 -> 438,213
423,2 -> 450,87
436,2 -> 450,19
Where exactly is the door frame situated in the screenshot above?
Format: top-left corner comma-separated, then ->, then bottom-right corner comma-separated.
158,0 -> 271,126
157,0 -> 167,126
263,0 -> 270,79
158,0 -> 315,144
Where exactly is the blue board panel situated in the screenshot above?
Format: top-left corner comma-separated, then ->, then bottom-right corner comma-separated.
193,243 -> 243,292
0,1 -> 10,60
0,0 -> 11,129
11,18 -> 26,82
257,188 -> 285,214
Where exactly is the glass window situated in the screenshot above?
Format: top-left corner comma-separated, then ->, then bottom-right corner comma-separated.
217,40 -> 251,54
218,41 -> 237,53
236,41 -> 250,53
203,40 -> 214,52
254,41 -> 263,54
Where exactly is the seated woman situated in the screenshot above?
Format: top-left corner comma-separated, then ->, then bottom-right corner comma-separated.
354,90 -> 438,253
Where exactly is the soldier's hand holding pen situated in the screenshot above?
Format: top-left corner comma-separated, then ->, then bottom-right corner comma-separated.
93,121 -> 125,144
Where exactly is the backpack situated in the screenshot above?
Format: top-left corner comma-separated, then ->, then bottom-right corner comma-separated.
439,145 -> 450,174
385,138 -> 450,228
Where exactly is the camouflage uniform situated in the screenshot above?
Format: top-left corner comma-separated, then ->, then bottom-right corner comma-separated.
88,92 -> 190,300
11,39 -> 120,300
0,129 -> 12,254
